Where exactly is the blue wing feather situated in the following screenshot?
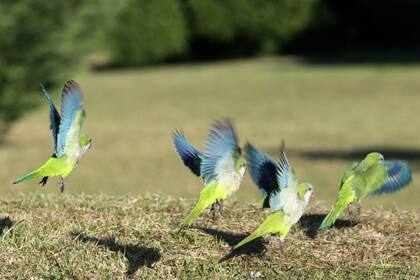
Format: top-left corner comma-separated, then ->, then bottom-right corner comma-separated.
244,142 -> 279,198
41,84 -> 61,151
370,160 -> 412,196
276,142 -> 292,190
200,119 -> 238,183
172,130 -> 203,177
56,80 -> 84,157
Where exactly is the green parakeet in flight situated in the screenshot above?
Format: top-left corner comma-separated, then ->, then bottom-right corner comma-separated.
13,80 -> 92,192
172,119 -> 246,227
319,152 -> 412,231
234,142 -> 313,250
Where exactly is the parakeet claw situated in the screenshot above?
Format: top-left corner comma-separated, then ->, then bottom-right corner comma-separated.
38,177 -> 48,187
178,224 -> 188,232
278,241 -> 285,253
211,200 -> 224,221
356,201 -> 362,217
346,203 -> 353,216
218,200 -> 224,216
347,201 -> 361,222
210,204 -> 218,220
59,177 -> 65,193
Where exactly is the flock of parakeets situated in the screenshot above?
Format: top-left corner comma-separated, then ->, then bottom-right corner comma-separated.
13,80 -> 413,251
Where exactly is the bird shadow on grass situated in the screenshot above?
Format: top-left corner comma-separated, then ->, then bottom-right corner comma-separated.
299,213 -> 357,239
194,226 -> 268,262
0,217 -> 14,235
70,232 -> 161,276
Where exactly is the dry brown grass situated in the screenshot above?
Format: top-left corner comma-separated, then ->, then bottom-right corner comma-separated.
0,193 -> 418,279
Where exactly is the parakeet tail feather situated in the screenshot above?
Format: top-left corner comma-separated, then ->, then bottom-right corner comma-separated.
13,170 -> 41,184
234,229 -> 268,249
182,199 -> 214,227
234,211 -> 289,249
319,202 -> 349,231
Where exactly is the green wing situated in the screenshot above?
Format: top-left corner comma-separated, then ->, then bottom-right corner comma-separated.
369,161 -> 412,196
340,161 -> 358,187
355,163 -> 387,198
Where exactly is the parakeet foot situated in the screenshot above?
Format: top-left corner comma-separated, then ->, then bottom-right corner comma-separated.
217,200 -> 224,216
266,235 -> 277,246
178,224 -> 188,233
38,177 -> 48,187
356,201 -> 362,217
278,240 -> 286,253
346,203 -> 354,217
210,203 -> 218,221
211,200 -> 224,221
59,177 -> 65,193
347,202 -> 361,223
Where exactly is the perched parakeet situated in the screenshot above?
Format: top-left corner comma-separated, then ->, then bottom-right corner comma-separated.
234,142 -> 313,250
13,80 -> 92,192
172,119 -> 246,227
319,152 -> 412,231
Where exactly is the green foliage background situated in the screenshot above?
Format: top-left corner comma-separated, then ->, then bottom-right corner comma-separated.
2,0 -> 420,137
0,0 -> 318,136
0,0 -> 85,139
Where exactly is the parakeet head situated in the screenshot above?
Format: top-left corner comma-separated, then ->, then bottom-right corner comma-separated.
364,152 -> 384,165
297,183 -> 314,205
79,133 -> 92,154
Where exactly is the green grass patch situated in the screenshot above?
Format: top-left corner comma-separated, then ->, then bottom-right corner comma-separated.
0,193 -> 418,278
1,57 -> 419,209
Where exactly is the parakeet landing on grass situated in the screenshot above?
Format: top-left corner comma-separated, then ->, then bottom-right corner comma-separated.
172,119 -> 246,227
13,81 -> 92,192
319,152 -> 412,231
234,142 -> 313,250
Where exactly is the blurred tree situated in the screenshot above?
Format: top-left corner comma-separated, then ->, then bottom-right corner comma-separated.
105,0 -> 318,64
107,0 -> 189,66
0,0 -> 84,141
67,0 -> 129,55
187,0 -> 318,57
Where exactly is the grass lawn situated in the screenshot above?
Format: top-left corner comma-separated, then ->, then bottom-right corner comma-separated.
1,57 -> 420,209
0,194 -> 418,279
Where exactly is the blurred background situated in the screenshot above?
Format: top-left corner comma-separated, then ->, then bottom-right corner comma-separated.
0,0 -> 419,209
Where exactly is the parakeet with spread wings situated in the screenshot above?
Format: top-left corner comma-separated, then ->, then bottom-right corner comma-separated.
13,80 -> 92,192
173,119 -> 246,227
319,152 -> 412,231
234,142 -> 313,250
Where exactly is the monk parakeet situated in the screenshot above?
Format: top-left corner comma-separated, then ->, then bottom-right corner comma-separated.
172,119 -> 246,227
13,80 -> 92,192
319,152 -> 412,231
234,142 -> 313,250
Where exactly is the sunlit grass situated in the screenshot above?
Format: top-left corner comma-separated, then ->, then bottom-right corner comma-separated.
1,57 -> 419,209
0,194 -> 418,278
